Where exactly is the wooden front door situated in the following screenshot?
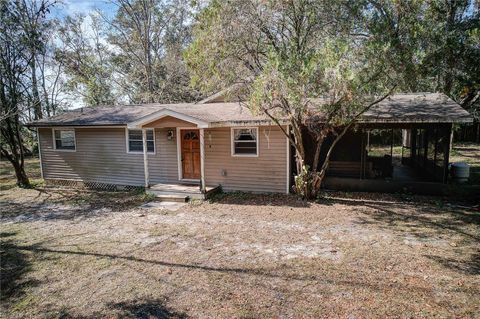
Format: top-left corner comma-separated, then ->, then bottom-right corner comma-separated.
181,129 -> 200,179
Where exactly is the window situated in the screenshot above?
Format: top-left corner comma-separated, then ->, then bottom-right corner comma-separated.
127,129 -> 154,153
232,128 -> 258,156
53,129 -> 76,151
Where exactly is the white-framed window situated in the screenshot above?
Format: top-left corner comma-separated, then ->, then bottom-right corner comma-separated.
127,129 -> 155,153
231,127 -> 258,156
52,128 -> 76,151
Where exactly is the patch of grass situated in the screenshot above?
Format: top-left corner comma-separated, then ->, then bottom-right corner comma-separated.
367,144 -> 403,157
141,191 -> 157,202
189,198 -> 204,206
11,295 -> 35,312
0,158 -> 42,191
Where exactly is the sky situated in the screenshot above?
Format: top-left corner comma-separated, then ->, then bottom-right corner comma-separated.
52,0 -> 117,18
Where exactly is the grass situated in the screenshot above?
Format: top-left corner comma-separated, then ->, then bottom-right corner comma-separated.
0,144 -> 479,318
367,144 -> 403,157
450,142 -> 480,184
0,157 -> 43,191
1,186 -> 479,318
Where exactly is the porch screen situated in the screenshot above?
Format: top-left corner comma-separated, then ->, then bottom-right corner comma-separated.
232,128 -> 258,155
128,129 -> 154,153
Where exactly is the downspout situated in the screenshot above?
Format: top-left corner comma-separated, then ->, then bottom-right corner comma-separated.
36,128 -> 44,180
142,128 -> 150,188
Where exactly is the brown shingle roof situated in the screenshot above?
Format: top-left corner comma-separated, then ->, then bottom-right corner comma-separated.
29,93 -> 472,127
362,93 -> 472,123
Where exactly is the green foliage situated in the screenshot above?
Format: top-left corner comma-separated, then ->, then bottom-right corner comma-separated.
186,0 -> 479,199
56,15 -> 117,107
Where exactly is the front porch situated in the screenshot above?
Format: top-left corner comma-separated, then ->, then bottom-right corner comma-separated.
146,183 -> 221,201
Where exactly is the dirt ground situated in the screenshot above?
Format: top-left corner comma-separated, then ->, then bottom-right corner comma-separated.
1,184 -> 479,318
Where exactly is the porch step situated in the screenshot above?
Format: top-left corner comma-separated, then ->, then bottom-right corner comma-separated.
146,183 -> 220,202
154,194 -> 189,203
148,190 -> 205,201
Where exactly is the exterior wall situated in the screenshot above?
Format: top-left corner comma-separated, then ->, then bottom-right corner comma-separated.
38,125 -> 289,193
38,127 -> 179,186
149,128 -> 179,184
204,126 -> 288,193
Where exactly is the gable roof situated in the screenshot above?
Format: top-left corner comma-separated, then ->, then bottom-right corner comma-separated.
29,93 -> 472,128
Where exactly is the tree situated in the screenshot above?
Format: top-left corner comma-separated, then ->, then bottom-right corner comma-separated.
14,0 -> 67,118
356,0 -> 479,140
0,0 -> 34,187
186,0 -> 395,198
56,14 -> 117,107
105,0 -> 200,103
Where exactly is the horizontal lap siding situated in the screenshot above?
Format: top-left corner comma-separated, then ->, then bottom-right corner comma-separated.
39,128 -> 144,186
39,126 -> 287,192
148,128 -> 179,183
39,127 -> 179,186
204,126 -> 287,193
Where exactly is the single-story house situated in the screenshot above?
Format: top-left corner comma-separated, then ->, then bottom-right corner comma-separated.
29,91 -> 472,198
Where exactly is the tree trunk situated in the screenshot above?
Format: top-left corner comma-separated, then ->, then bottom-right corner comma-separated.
12,159 -> 30,187
30,56 -> 43,120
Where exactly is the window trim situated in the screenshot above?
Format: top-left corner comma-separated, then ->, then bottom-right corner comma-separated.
52,128 -> 76,152
125,128 -> 156,154
231,127 -> 259,157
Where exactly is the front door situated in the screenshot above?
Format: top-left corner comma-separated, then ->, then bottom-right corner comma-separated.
181,129 -> 200,179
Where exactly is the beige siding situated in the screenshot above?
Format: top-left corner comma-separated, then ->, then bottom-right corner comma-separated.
39,125 -> 288,193
144,116 -> 195,128
39,127 -> 179,186
149,128 -> 179,183
204,126 -> 287,193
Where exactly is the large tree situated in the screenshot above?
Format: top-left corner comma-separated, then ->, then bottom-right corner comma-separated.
186,0 -> 396,198
56,14 -> 117,107
104,0 -> 200,103
0,0 -> 38,186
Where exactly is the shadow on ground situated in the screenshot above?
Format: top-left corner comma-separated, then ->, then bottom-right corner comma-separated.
208,192 -> 310,208
15,244 -> 475,295
426,252 -> 480,275
0,232 -> 41,305
323,196 -> 480,275
54,299 -> 188,319
108,299 -> 188,319
1,188 -> 150,221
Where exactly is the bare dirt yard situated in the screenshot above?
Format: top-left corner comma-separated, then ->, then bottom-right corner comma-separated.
1,158 -> 479,318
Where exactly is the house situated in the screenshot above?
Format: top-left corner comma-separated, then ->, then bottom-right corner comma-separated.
29,92 -> 472,198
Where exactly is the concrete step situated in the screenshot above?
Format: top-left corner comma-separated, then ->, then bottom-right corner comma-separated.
154,194 -> 189,203
147,189 -> 205,200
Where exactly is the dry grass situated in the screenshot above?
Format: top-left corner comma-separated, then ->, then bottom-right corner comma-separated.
1,157 -> 479,318
1,185 -> 479,318
0,158 -> 43,191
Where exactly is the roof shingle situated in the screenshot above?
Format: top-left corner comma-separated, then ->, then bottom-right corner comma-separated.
29,93 -> 472,127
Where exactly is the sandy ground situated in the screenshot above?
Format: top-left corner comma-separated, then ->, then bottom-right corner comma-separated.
1,187 -> 479,319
